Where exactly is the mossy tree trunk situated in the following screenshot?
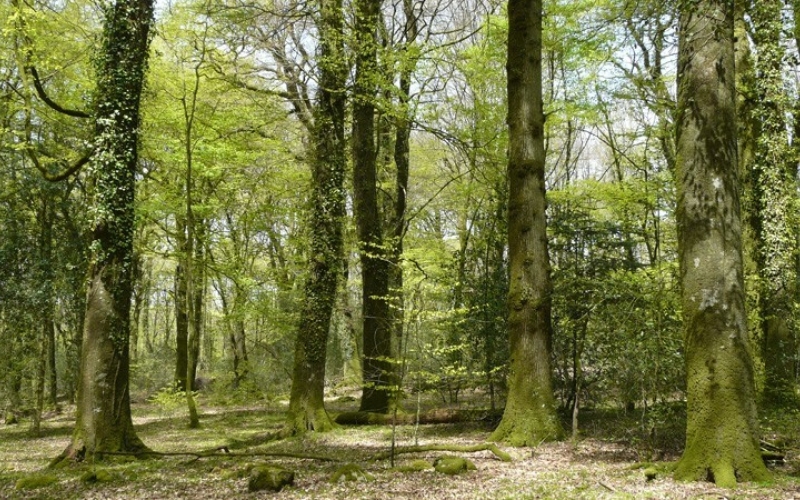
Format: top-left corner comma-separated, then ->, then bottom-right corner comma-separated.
749,0 -> 798,407
353,0 -> 392,414
286,0 -> 347,434
54,0 -> 154,464
673,0 -> 769,487
490,0 -> 563,447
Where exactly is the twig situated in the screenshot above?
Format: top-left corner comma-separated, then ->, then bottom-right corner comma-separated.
598,480 -> 616,492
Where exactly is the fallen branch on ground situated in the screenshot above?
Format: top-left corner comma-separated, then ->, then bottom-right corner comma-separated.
99,449 -> 339,463
370,443 -> 513,462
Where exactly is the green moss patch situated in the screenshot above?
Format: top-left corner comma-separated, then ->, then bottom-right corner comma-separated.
433,456 -> 477,475
329,463 -> 374,482
15,473 -> 58,490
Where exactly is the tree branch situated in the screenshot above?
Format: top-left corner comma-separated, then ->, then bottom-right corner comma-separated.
27,148 -> 92,182
28,66 -> 91,118
370,443 -> 512,462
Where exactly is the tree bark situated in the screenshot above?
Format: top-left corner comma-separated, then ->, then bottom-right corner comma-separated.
285,0 -> 347,434
490,0 -> 563,446
749,0 -> 798,407
353,0 -> 392,414
673,0 -> 769,486
387,0 -> 418,396
174,218 -> 189,392
53,0 -> 154,465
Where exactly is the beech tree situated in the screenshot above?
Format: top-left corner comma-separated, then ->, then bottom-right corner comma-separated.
54,0 -> 155,463
286,0 -> 348,433
353,0 -> 393,413
490,0 -> 563,446
673,0 -> 769,486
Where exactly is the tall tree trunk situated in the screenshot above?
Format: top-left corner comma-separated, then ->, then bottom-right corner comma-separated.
673,0 -> 769,486
286,0 -> 347,433
46,313 -> 57,407
174,217 -> 189,392
750,0 -> 798,407
353,0 -> 392,414
188,220 -> 205,389
54,0 -> 154,464
490,0 -> 563,446
39,195 -> 58,408
387,0 -> 418,395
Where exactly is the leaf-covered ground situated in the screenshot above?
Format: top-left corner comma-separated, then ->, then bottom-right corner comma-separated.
1,398 -> 799,499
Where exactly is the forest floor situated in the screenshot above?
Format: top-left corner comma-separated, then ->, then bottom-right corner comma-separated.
1,393 -> 800,499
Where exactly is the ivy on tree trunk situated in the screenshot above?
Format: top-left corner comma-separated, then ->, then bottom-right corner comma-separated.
286,0 -> 347,434
673,0 -> 769,487
53,0 -> 155,464
749,0 -> 798,408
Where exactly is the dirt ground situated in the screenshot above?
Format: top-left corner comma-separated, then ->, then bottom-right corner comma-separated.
1,401 -> 799,499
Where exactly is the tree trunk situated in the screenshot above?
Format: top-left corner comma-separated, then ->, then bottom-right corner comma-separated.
386,0 -> 417,404
54,0 -> 154,465
353,0 -> 392,414
46,315 -> 57,407
749,0 -> 798,407
673,0 -> 769,486
188,219 -> 205,391
285,0 -> 347,434
174,219 -> 189,391
39,195 -> 58,408
490,0 -> 563,446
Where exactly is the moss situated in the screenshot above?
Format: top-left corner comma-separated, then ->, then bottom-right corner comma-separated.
433,456 -> 477,475
393,459 -> 431,473
15,473 -> 58,489
329,463 -> 374,482
248,466 -> 294,492
81,468 -> 114,483
490,405 -> 563,447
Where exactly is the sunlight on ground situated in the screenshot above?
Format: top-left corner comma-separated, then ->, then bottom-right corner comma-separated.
0,401 -> 798,499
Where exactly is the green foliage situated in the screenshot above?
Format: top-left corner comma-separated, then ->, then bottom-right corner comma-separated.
550,176 -> 682,412
148,386 -> 197,415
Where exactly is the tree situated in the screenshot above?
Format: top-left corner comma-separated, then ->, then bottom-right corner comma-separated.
54,0 -> 155,463
748,0 -> 798,407
490,0 -> 563,446
286,0 -> 348,433
352,0 -> 393,413
672,0 -> 768,486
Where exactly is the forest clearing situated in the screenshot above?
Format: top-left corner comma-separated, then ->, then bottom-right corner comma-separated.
1,395 -> 800,499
